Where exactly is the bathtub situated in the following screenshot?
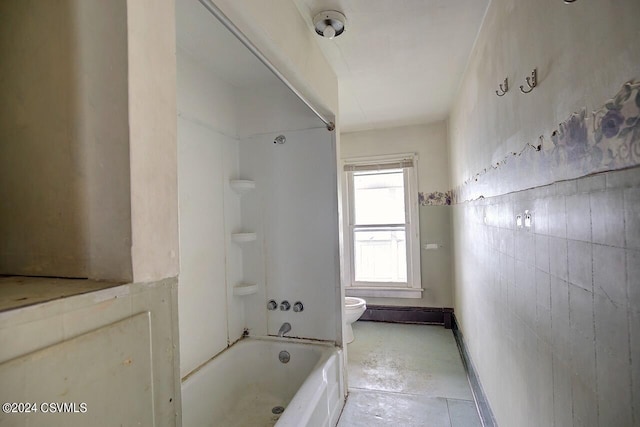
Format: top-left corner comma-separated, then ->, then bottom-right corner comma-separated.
181,337 -> 344,427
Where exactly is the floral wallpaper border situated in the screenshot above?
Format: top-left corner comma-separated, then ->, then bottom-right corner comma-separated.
449,78 -> 640,203
419,190 -> 452,206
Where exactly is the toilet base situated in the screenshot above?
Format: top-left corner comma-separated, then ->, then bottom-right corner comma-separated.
345,322 -> 355,344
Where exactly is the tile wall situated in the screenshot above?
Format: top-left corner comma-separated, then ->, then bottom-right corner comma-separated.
453,166 -> 640,426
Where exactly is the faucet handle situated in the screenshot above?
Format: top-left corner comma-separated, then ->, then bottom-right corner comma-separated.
267,300 -> 277,310
280,300 -> 291,311
293,301 -> 304,312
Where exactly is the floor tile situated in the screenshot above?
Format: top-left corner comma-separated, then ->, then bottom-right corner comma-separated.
447,399 -> 482,427
340,322 -> 483,427
347,322 -> 473,400
337,389 -> 451,427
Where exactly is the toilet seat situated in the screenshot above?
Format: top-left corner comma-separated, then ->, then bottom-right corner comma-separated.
345,297 -> 366,310
344,297 -> 366,344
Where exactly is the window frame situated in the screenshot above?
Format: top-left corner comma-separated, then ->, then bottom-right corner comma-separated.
342,153 -> 422,299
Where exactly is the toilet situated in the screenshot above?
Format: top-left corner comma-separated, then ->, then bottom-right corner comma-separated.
344,297 -> 367,344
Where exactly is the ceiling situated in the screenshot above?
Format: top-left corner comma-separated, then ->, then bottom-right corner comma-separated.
293,0 -> 490,132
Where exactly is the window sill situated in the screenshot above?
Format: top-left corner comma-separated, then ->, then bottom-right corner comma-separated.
345,286 -> 423,299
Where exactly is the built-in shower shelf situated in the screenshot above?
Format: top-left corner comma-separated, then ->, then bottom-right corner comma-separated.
233,283 -> 258,296
229,180 -> 255,194
231,232 -> 257,243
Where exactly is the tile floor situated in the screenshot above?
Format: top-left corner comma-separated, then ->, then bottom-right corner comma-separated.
337,321 -> 482,427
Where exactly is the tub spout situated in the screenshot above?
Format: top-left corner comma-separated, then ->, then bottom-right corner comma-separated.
278,322 -> 291,337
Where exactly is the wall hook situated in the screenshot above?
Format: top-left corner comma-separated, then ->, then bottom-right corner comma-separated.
495,78 -> 509,97
563,0 -> 577,3
519,69 -> 537,94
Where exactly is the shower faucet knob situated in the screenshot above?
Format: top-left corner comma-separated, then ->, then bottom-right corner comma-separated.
280,300 -> 291,311
293,301 -> 304,312
267,300 -> 278,310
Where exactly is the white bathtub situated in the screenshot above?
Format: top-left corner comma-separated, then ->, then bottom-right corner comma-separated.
182,337 -> 344,427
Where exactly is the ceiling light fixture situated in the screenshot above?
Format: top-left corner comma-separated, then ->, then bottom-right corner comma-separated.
313,11 -> 347,39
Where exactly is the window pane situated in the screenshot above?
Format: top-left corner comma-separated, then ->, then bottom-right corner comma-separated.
353,228 -> 407,283
353,170 -> 405,225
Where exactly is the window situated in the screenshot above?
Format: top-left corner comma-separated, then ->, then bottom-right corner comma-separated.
343,154 -> 422,298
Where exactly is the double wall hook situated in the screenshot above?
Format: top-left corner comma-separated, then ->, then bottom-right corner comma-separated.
519,69 -> 537,94
495,78 -> 509,97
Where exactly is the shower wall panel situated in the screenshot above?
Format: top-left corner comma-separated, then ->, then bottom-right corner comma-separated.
240,128 -> 340,342
177,48 -> 242,378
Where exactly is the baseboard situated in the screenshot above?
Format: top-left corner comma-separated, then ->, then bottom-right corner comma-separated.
452,315 -> 497,427
359,305 -> 454,329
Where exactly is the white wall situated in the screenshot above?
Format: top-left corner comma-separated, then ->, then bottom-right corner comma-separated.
0,0 -> 132,281
127,0 -> 179,283
448,0 -> 640,425
341,122 -> 453,307
342,122 -> 450,193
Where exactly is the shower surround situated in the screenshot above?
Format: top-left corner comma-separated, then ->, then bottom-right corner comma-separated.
176,1 -> 343,425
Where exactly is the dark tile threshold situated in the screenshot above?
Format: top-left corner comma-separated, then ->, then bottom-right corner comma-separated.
359,305 -> 454,328
452,315 -> 498,427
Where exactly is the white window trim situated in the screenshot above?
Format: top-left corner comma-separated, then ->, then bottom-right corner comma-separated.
342,153 -> 422,299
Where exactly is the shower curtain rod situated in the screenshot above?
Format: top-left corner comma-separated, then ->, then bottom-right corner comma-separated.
197,0 -> 336,132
